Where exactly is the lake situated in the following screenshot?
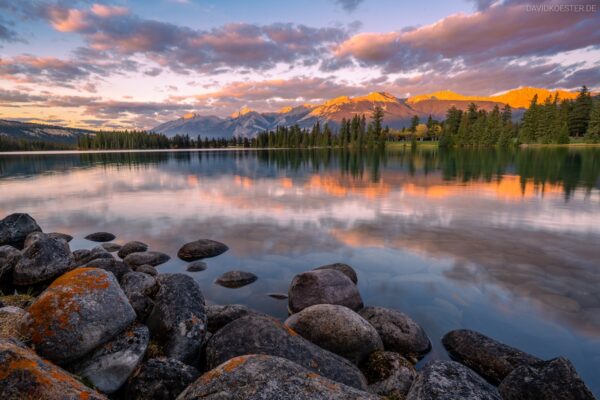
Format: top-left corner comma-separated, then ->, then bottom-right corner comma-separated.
1,146 -> 599,394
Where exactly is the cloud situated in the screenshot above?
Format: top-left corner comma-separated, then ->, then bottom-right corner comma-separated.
0,18 -> 18,43
334,0 -> 364,12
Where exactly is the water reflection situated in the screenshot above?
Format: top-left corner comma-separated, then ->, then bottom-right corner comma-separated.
0,147 -> 599,394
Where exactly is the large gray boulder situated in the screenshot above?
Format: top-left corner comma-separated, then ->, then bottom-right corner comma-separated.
22,267 -> 136,364
178,354 -> 380,400
359,306 -> 431,359
0,338 -> 107,400
406,360 -> 501,400
314,262 -> 358,284
0,213 -> 41,249
146,274 -> 207,365
12,232 -> 75,286
205,314 -> 368,390
177,239 -> 229,261
118,241 -> 149,259
124,251 -> 171,268
498,357 -> 596,400
288,269 -> 363,314
73,247 -> 114,266
205,304 -> 264,333
67,323 -> 149,394
0,245 -> 21,282
125,357 -> 199,400
362,351 -> 416,399
442,329 -> 542,384
284,304 -> 383,365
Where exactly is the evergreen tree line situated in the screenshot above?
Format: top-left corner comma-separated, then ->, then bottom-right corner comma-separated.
0,135 -> 75,151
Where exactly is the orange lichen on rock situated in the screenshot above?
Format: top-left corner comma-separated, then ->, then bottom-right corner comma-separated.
200,355 -> 250,384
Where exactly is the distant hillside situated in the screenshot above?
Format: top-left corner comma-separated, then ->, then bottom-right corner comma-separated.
0,119 -> 96,144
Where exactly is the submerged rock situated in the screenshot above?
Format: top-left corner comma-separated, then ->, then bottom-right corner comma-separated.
22,267 -> 136,364
124,251 -> 170,268
85,232 -> 116,242
118,241 -> 149,259
100,242 -> 121,252
67,323 -> 149,394
314,262 -> 358,284
442,329 -> 542,384
288,269 -> 363,314
146,274 -> 207,365
124,357 -> 200,400
0,338 -> 106,400
359,306 -> 431,359
0,213 -> 41,249
177,239 -> 229,261
498,357 -> 596,400
0,245 -> 21,283
205,314 -> 368,389
205,304 -> 264,333
186,260 -> 207,272
363,351 -> 416,399
47,232 -> 73,243
12,232 -> 75,286
284,304 -> 383,365
406,360 -> 501,400
214,270 -> 257,288
179,354 -> 380,400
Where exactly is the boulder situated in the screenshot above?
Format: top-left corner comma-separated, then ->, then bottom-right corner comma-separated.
284,304 -> 383,365
186,260 -> 207,272
146,274 -> 207,365
12,232 -> 75,286
67,323 -> 149,394
442,329 -> 542,384
47,232 -> 73,242
205,314 -> 368,389
314,262 -> 358,284
22,267 -> 136,364
73,247 -> 114,266
124,251 -> 171,268
363,351 -> 416,398
0,245 -> 21,282
214,270 -> 257,288
406,360 -> 501,400
100,242 -> 121,252
135,264 -> 158,276
288,269 -> 363,314
359,306 -> 431,359
0,213 -> 41,249
81,258 -> 132,281
498,357 -> 596,400
118,241 -> 148,259
179,354 -> 380,400
177,239 -> 229,261
124,357 -> 199,400
85,232 -> 116,242
0,338 -> 106,400
121,272 -> 159,320
0,306 -> 26,340
205,304 -> 264,333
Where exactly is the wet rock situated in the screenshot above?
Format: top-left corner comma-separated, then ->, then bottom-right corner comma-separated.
0,306 -> 26,340
22,267 -> 136,364
314,262 -> 358,284
124,357 -> 199,400
73,246 -> 114,266
135,264 -> 158,276
12,232 -> 75,286
498,357 -> 596,400
146,274 -> 207,365
442,329 -> 542,384
186,260 -> 207,272
0,245 -> 21,282
0,213 -> 42,249
406,360 -> 501,400
285,304 -> 383,365
288,269 -> 363,314
85,232 -> 116,242
205,304 -> 264,333
118,241 -> 148,259
179,354 -> 379,400
121,272 -> 159,321
206,314 -> 368,389
214,270 -> 257,288
81,258 -> 132,281
47,232 -> 73,243
268,292 -> 288,299
177,239 -> 229,261
67,323 -> 149,394
362,351 -> 416,398
100,242 -> 121,252
124,251 -> 171,268
359,306 -> 431,359
0,338 -> 106,400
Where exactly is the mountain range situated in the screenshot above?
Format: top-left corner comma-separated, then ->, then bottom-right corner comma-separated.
0,119 -> 96,144
153,87 -> 576,138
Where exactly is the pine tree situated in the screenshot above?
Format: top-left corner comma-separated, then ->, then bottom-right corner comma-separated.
520,94 -> 539,143
584,98 -> 600,143
569,85 -> 593,137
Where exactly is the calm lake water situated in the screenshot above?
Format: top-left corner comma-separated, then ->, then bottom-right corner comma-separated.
1,147 -> 599,394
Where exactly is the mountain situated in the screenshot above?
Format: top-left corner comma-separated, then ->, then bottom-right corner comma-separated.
0,119 -> 96,144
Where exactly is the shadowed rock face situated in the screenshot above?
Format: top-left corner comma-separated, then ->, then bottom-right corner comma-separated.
362,351 -> 416,399
205,304 -> 265,333
124,357 -> 199,400
178,354 -> 380,400
0,338 -> 107,400
177,239 -> 229,261
81,258 -> 132,282
499,357 -> 596,400
205,314 -> 368,390
0,213 -> 41,249
407,360 -> 501,400
22,268 -> 136,364
0,245 -> 21,283
442,329 -> 542,384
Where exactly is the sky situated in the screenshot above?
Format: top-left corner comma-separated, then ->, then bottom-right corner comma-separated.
0,0 -> 599,129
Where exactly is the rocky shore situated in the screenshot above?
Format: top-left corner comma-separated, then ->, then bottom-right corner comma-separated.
0,212 -> 596,400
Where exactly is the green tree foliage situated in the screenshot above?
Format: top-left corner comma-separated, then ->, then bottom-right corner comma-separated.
0,136 -> 74,151
585,98 -> 600,143
569,85 -> 593,137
